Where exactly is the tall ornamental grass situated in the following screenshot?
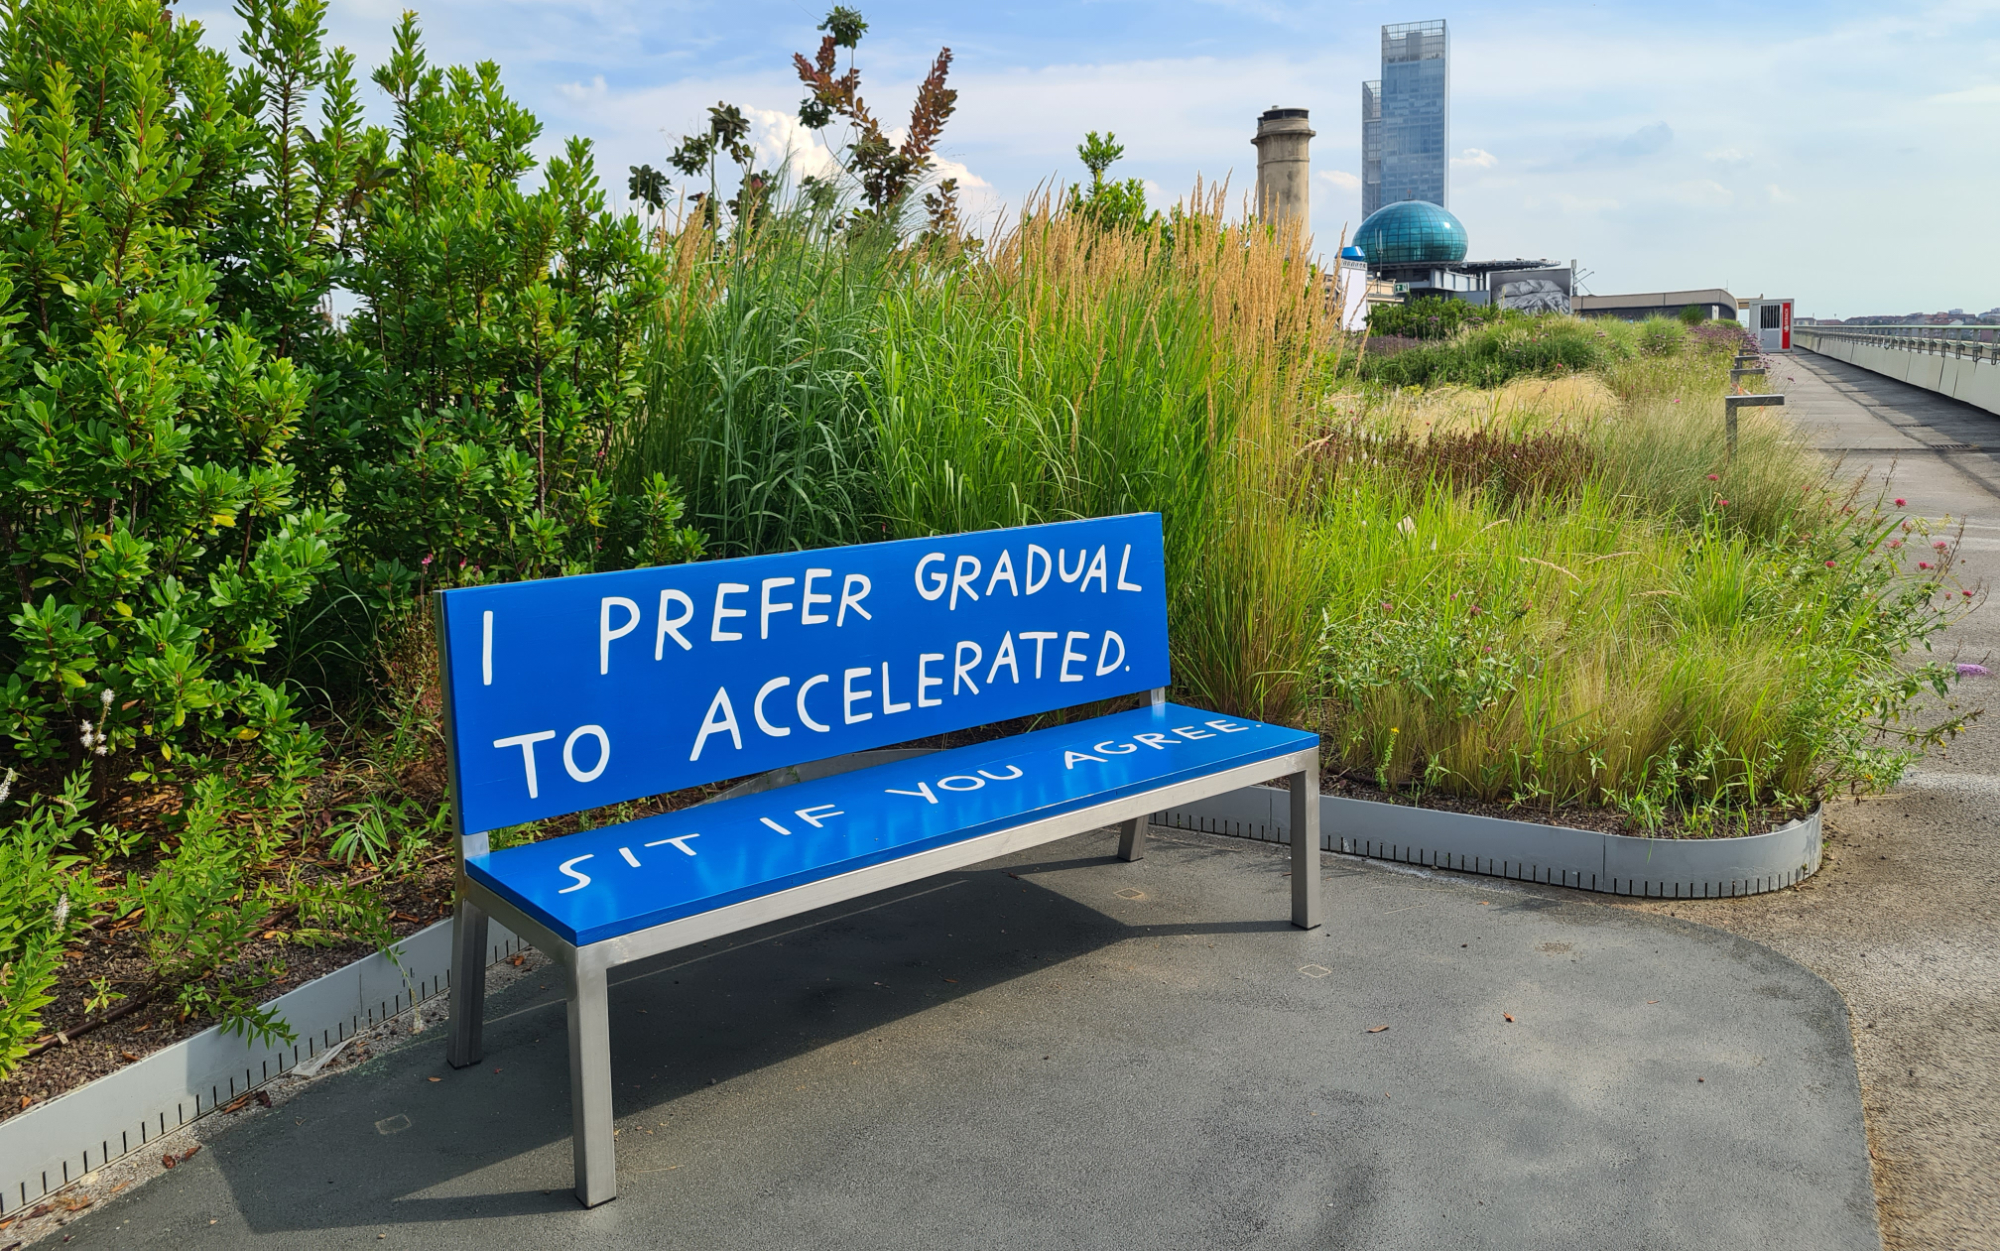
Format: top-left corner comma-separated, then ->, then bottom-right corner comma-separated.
623,215 -> 887,557
871,188 -> 1329,720
623,189 -> 1335,722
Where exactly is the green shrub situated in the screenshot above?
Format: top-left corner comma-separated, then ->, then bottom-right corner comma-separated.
1637,316 -> 1688,356
0,771 -> 101,1070
321,14 -> 694,592
0,0 -> 707,763
1360,315 -> 1624,388
131,786 -> 266,995
1366,298 -> 1503,341
0,0 -> 345,768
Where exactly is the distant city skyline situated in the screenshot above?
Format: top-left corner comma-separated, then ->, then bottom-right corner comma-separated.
1811,308 -> 2000,325
179,0 -> 2000,314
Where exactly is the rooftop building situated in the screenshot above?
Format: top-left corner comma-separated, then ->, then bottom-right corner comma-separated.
1251,107 -> 1314,226
1574,290 -> 1738,322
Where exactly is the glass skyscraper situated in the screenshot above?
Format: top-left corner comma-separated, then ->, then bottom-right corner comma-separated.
1361,19 -> 1449,218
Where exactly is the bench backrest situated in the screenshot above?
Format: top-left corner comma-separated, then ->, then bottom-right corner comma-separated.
436,514 -> 1170,836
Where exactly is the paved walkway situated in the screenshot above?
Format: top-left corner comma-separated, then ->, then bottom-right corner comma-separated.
1616,349 -> 2000,1251
58,825 -> 1877,1250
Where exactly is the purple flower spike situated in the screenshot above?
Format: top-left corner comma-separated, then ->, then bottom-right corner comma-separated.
1956,664 -> 1989,677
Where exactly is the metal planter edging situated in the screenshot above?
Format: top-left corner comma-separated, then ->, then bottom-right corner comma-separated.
0,917 -> 525,1213
1153,786 -> 1821,899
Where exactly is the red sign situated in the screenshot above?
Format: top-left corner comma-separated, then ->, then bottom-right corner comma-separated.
1781,301 -> 1792,350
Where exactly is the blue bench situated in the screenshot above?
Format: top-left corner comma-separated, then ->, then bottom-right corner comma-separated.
437,514 -> 1322,1206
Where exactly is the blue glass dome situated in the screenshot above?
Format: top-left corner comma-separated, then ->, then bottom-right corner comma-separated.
1353,200 -> 1468,265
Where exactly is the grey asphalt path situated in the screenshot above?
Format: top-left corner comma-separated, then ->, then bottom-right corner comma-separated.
59,826 -> 1877,1250
1617,349 -> 2000,1251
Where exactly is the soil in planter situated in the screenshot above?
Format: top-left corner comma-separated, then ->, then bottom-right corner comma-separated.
0,862 -> 461,1128
1310,771 -> 1813,840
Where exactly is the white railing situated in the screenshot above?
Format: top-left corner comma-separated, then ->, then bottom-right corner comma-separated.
1795,326 -> 2000,363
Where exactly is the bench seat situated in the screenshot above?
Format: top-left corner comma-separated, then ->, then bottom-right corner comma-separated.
467,702 -> 1318,948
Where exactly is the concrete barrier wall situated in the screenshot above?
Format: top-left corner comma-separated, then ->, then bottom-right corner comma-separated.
1155,787 -> 1821,900
0,917 -> 526,1213
1799,331 -> 2000,417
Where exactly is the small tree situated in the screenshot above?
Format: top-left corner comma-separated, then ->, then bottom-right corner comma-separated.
792,8 -> 961,235
668,102 -> 765,232
1066,131 -> 1157,233
1677,303 -> 1705,326
628,162 -> 669,239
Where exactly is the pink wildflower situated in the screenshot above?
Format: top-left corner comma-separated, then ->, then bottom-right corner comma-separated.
1957,663 -> 1988,675
1825,559 -> 1837,568
1934,541 -> 1948,551
1706,474 -> 1719,481
1895,498 -> 1906,507
1888,540 -> 1903,549
1919,561 -> 1932,570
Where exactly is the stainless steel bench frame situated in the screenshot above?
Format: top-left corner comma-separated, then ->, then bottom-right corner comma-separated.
442,692 -> 1320,1207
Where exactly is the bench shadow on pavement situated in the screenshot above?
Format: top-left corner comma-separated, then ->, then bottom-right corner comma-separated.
212,847 -> 1293,1231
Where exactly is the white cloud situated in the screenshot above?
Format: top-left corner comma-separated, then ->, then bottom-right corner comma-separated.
744,107 -> 841,181
1318,169 -> 1362,190
1667,179 -> 1734,208
559,75 -> 610,104
926,156 -> 1002,227
1766,183 -> 1797,204
1704,146 -> 1752,164
1523,192 -> 1620,215
1928,83 -> 2000,104
1573,122 -> 1673,164
1452,147 -> 1499,169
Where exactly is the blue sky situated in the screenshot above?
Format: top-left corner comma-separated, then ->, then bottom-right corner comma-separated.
184,0 -> 2000,317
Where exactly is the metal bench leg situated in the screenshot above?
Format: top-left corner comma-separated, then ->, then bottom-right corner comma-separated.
1291,762 -> 1322,930
1116,816 -> 1146,861
446,897 -> 489,1068
567,958 -> 618,1207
